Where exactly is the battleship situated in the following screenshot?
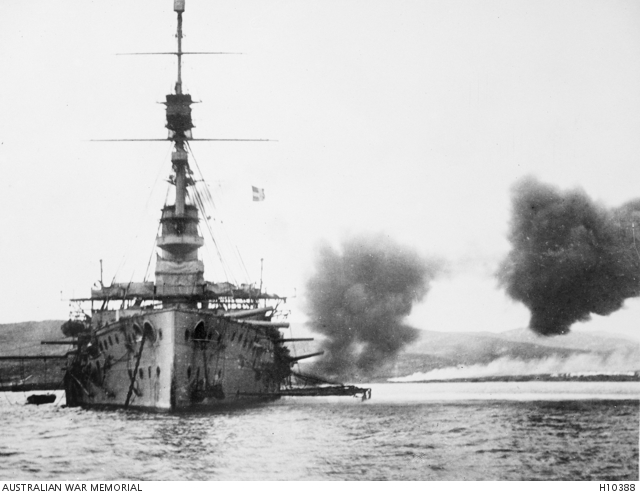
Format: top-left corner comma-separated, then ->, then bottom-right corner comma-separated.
0,0 -> 370,410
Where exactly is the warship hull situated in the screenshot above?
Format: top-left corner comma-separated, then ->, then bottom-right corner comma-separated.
64,308 -> 285,411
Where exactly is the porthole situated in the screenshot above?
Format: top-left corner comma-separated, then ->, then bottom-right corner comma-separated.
148,366 -> 151,379
108,336 -> 113,346
187,366 -> 192,379
133,323 -> 143,341
115,335 -> 120,344
143,321 -> 156,343
103,340 -> 108,350
156,366 -> 161,377
193,321 -> 206,341
139,368 -> 144,379
231,333 -> 236,342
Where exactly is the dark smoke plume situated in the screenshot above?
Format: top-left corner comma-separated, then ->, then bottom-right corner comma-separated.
499,176 -> 640,336
305,234 -> 441,379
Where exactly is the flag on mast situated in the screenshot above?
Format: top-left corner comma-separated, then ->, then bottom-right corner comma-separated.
252,186 -> 265,201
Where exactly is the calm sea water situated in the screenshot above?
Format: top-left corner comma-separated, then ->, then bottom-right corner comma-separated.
1,382 -> 638,481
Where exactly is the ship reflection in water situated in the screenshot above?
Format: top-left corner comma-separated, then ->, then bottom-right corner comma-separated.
1,382 -> 637,481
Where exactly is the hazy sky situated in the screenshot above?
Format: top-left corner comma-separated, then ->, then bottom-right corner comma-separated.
1,0 -> 639,340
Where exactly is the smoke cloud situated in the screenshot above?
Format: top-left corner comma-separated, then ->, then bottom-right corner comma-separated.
305,234 -> 441,379
391,351 -> 639,382
499,176 -> 640,336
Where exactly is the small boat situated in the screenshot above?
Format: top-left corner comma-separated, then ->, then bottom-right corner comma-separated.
26,394 -> 57,406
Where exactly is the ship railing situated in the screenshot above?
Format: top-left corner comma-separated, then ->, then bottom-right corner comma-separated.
76,283 -> 286,302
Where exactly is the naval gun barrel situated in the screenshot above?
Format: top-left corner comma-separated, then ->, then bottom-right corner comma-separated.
287,351 -> 325,363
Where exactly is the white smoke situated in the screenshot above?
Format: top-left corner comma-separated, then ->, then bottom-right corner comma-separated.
390,352 -> 639,382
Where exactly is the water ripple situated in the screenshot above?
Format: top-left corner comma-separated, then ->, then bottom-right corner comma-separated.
0,383 -> 638,480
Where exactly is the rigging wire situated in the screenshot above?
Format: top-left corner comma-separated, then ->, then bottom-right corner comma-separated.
142,225 -> 161,283
143,183 -> 171,282
54,388 -> 66,407
187,184 -> 235,283
1,390 -> 18,406
111,143 -> 174,285
186,142 -> 253,285
197,188 -> 249,283
122,184 -> 164,304
196,180 -> 251,284
235,245 -> 252,287
185,145 -> 231,273
185,146 -> 243,284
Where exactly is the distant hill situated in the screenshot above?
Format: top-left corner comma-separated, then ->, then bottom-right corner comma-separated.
0,320 -> 68,386
405,328 -> 592,363
498,327 -> 639,354
0,320 -> 67,356
310,325 -> 640,381
385,326 -> 640,381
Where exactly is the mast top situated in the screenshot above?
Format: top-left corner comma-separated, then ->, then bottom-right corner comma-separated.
165,0 -> 192,143
174,0 -> 185,95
